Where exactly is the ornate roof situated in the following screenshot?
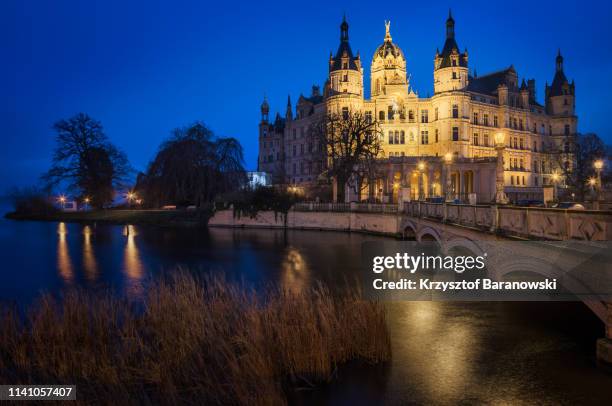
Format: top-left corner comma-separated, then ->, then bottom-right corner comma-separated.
330,16 -> 360,72
437,10 -> 467,69
373,21 -> 405,61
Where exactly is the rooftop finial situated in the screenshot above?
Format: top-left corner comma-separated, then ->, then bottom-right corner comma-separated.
340,14 -> 349,42
446,9 -> 455,38
556,49 -> 564,71
384,20 -> 392,42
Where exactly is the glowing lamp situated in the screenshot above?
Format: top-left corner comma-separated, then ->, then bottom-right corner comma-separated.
494,132 -> 505,145
417,161 -> 425,171
588,177 -> 597,186
594,160 -> 604,170
444,152 -> 453,164
551,173 -> 561,182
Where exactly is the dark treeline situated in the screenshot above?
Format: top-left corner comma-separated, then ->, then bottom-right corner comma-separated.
135,122 -> 246,208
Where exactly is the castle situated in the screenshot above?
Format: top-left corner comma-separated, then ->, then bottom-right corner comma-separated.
258,12 -> 576,203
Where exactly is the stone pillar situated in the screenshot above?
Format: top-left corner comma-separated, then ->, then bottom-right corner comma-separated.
596,302 -> 612,365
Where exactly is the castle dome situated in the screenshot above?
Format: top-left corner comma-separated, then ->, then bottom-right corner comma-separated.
373,21 -> 405,62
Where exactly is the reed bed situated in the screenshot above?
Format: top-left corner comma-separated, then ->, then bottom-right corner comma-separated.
0,272 -> 391,405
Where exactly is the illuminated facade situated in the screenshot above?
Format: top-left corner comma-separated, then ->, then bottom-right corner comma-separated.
258,12 -> 577,203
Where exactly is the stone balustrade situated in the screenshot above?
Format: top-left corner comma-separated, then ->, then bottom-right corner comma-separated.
406,201 -> 612,241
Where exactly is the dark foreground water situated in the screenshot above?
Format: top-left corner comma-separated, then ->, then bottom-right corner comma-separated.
0,217 -> 610,405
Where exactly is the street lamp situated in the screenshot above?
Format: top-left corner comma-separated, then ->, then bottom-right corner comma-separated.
83,197 -> 90,211
58,195 -> 66,210
417,161 -> 425,200
444,152 -> 453,202
126,191 -> 136,208
594,159 -> 604,206
494,132 -> 509,204
551,172 -> 561,202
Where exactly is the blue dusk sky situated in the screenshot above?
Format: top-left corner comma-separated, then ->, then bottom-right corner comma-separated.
2,0 -> 612,191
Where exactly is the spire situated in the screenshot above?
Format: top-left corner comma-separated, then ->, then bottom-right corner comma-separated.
340,14 -> 349,42
286,95 -> 292,120
446,9 -> 455,39
556,48 -> 564,72
384,20 -> 392,42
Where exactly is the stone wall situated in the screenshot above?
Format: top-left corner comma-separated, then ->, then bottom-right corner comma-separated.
208,210 -> 400,236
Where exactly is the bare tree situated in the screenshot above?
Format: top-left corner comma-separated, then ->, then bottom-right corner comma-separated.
42,113 -> 131,208
314,110 -> 383,202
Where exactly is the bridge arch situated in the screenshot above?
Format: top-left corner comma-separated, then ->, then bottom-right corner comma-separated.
417,226 -> 442,245
400,219 -> 418,240
490,257 -> 609,324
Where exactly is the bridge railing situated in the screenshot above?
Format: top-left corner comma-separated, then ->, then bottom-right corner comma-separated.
292,202 -> 398,214
405,201 -> 612,241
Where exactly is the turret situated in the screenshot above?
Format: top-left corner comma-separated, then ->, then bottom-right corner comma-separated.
545,49 -> 575,116
520,79 -> 529,108
433,10 -> 469,93
260,96 -> 269,123
285,95 -> 293,121
328,15 -> 363,96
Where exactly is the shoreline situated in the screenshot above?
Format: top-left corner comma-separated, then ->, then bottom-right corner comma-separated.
4,209 -> 212,227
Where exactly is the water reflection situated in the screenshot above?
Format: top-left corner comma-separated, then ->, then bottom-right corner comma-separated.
281,247 -> 310,294
56,222 -> 74,282
82,225 -> 98,281
122,225 -> 143,298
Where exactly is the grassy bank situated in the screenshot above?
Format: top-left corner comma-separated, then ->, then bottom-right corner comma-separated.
0,272 -> 391,404
4,209 -> 211,227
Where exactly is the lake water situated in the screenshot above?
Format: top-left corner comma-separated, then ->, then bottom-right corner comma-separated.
0,216 -> 610,404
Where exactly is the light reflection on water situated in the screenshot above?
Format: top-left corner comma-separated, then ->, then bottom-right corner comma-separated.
122,225 -> 144,298
0,220 -> 610,404
82,225 -> 98,281
56,222 -> 73,283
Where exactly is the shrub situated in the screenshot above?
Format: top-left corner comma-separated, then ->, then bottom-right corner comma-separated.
8,187 -> 57,215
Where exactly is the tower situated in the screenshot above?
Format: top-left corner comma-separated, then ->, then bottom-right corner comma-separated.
328,15 -> 363,98
545,50 -> 575,117
370,20 -> 408,99
433,10 -> 468,93
260,96 -> 269,123
285,95 -> 293,121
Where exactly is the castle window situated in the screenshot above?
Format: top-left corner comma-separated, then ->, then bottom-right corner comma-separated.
342,62 -> 348,69
535,177 -> 538,186
452,71 -> 457,79
452,105 -> 459,119
293,129 -> 296,139
300,144 -> 304,155
293,163 -> 296,174
541,124 -> 545,135
483,133 -> 489,146
533,141 -> 537,152
522,176 -> 526,185
379,111 -> 385,121
473,133 -> 479,146
494,115 -> 498,127
388,106 -> 394,120
520,158 -> 524,170
408,110 -> 415,122
394,131 -> 400,144
292,145 -> 296,156
519,119 -> 523,131
343,74 -> 348,82
519,138 -> 524,149
564,124 -> 570,136
421,110 -> 429,123
388,131 -> 394,144
421,131 -> 429,144
435,108 -> 439,120
549,125 -> 552,135
473,112 -> 478,125
400,131 -> 405,144
452,127 -> 459,141
483,114 -> 489,126
342,107 -> 349,120
365,111 -> 372,123
435,129 -> 439,143
511,176 -> 514,185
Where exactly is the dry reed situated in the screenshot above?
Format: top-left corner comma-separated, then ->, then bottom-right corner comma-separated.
0,272 -> 390,405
